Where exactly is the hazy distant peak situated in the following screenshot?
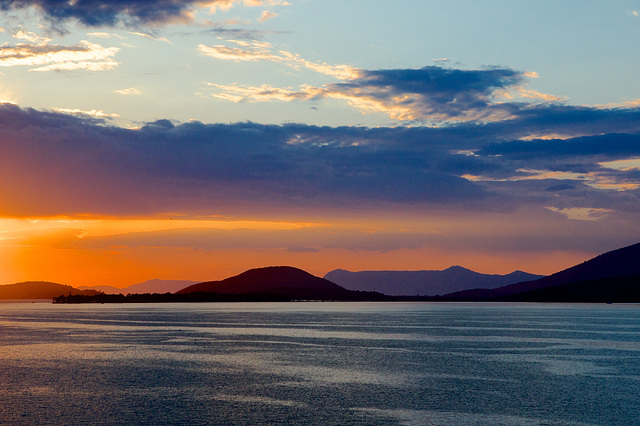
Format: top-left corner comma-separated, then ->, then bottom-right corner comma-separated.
443,265 -> 473,272
324,267 -> 545,296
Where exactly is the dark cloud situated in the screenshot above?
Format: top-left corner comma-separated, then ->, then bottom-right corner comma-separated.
235,66 -> 528,123
0,0 -> 222,27
226,63 -> 640,134
333,67 -> 523,117
1,103 -> 640,218
479,133 -> 640,159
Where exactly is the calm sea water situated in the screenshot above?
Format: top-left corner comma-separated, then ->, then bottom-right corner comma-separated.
0,302 -> 638,425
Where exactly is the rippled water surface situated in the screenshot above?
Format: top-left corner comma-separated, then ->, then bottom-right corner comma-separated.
0,302 -> 639,425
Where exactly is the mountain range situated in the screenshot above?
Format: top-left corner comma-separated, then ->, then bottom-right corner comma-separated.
78,279 -> 198,295
4,241 -> 640,302
445,241 -> 640,302
324,267 -> 544,296
0,282 -> 100,300
176,266 -> 384,301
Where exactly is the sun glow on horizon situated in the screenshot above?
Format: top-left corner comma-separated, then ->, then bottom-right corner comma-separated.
0,209 -> 608,288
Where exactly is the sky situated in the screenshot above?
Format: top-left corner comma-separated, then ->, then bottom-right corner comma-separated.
2,0 -> 640,287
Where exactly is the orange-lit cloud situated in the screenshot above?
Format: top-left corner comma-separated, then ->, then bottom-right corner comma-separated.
52,108 -> 120,119
463,168 -> 640,192
0,39 -> 119,72
258,10 -> 277,22
114,87 -> 142,95
546,207 -> 612,221
201,46 -> 560,123
198,40 -> 359,79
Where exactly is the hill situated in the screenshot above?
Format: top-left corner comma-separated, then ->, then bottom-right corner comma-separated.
499,275 -> 640,303
177,266 -> 386,301
0,281 -> 101,300
324,266 -> 544,296
79,279 -> 198,295
445,242 -> 640,301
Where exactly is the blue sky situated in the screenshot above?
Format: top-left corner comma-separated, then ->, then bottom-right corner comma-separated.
1,0 -> 640,285
3,0 -> 640,126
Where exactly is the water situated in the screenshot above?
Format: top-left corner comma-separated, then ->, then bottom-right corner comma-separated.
0,302 -> 638,425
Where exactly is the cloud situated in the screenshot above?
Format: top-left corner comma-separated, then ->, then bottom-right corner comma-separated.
201,40 -> 578,125
13,30 -> 51,44
1,102 -> 640,220
114,87 -> 142,95
206,65 -> 537,123
196,25 -> 287,40
198,39 -> 359,79
198,39 -> 281,61
128,31 -> 171,43
201,41 -> 570,124
87,32 -> 125,39
68,226 -> 435,253
546,207 -> 612,221
52,108 -> 120,119
258,10 -> 276,22
0,39 -> 119,71
0,0 -> 290,27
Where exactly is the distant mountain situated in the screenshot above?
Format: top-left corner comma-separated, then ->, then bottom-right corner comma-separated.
0,281 -> 101,300
79,279 -> 198,295
177,266 -> 385,301
323,266 -> 544,296
446,242 -> 640,301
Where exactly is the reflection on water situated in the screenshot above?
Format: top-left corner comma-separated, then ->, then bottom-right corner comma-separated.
0,302 -> 639,425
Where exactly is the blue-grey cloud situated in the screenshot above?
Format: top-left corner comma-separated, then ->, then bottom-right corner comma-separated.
480,133 -> 640,158
326,66 -> 524,122
0,0 -> 228,27
208,65 -> 530,123
1,102 -> 640,219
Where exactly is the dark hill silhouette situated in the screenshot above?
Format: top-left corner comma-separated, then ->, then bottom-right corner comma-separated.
177,266 -> 385,301
324,266 -> 544,296
446,242 -> 640,301
500,275 -> 640,303
0,281 -> 101,300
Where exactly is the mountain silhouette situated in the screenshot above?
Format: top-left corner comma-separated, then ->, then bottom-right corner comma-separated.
445,242 -> 640,301
0,281 -> 101,300
79,279 -> 198,295
177,266 -> 382,301
324,266 -> 544,296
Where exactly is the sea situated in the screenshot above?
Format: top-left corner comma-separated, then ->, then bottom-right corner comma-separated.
0,302 -> 638,425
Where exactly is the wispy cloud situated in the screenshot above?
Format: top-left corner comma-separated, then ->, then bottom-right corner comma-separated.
114,87 -> 142,95
205,65 -> 531,123
52,107 -> 120,119
87,32 -> 125,39
13,30 -> 51,44
546,207 -> 612,221
128,32 -> 171,43
200,39 -> 568,124
258,10 -> 277,22
198,39 -> 359,79
0,37 -> 119,72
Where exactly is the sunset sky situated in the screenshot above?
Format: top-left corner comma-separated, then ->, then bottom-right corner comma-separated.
2,0 -> 640,287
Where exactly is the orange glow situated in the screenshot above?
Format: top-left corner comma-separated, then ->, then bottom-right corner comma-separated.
0,211 -> 603,288
4,243 -> 588,289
